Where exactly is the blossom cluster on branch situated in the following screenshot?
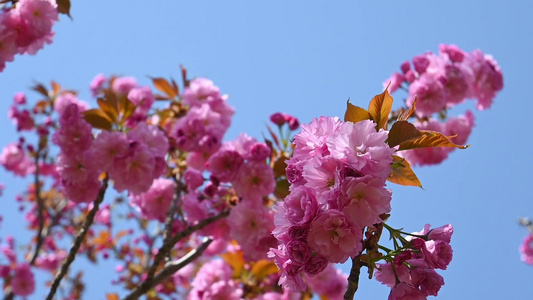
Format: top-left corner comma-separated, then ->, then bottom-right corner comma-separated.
0,45 -> 503,300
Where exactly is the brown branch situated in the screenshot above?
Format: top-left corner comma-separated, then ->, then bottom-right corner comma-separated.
45,177 -> 109,300
122,238 -> 213,300
136,208 -> 230,298
519,217 -> 533,234
29,145 -> 44,265
344,255 -> 362,300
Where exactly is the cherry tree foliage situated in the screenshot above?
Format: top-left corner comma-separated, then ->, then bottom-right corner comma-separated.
0,3 -> 505,300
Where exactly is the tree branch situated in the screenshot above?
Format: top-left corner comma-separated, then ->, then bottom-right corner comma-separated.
45,177 -> 109,300
344,255 -> 362,300
137,208 -> 230,297
123,238 -> 213,300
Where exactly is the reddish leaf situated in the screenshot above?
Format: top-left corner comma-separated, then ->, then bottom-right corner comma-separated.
51,81 -> 61,96
344,101 -> 372,124
83,109 -> 112,130
97,98 -> 118,123
398,130 -> 470,151
387,155 -> 422,188
387,121 -> 422,148
32,83 -> 49,98
56,0 -> 72,17
151,77 -> 178,99
397,97 -> 417,122
154,94 -> 171,101
118,95 -> 136,122
273,156 -> 288,177
368,88 -> 393,130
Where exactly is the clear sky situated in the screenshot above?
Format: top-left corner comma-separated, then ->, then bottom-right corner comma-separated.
1,1 -> 532,299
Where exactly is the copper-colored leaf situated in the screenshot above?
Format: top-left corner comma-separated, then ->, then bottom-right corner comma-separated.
344,101 -> 372,124
274,178 -> 290,199
83,109 -> 112,130
51,81 -> 61,96
398,130 -> 470,151
97,98 -> 118,123
56,0 -> 71,17
32,83 -> 49,98
152,77 -> 178,99
106,294 -> 119,300
387,121 -> 422,148
387,155 -> 423,188
250,260 -> 279,280
220,250 -> 244,277
266,125 -> 281,149
273,156 -> 288,177
368,88 -> 393,130
154,94 -> 171,101
397,97 -> 417,122
118,95 -> 136,122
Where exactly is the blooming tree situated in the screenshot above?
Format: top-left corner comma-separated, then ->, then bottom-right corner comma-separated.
0,4 -> 505,299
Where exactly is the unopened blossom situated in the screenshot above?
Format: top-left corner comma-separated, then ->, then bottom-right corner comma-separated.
520,234 -> 533,266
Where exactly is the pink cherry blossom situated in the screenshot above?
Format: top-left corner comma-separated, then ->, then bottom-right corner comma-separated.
90,130 -> 129,171
388,283 -> 426,300
410,264 -> 445,296
293,116 -> 342,160
89,73 -> 107,97
445,110 -> 475,146
130,178 -> 175,222
307,209 -> 363,263
465,49 -> 504,110
232,161 -> 275,200
206,149 -> 244,182
11,263 -> 35,296
407,73 -> 446,118
520,234 -> 533,266
112,76 -> 137,94
0,143 -> 33,177
305,263 -> 347,299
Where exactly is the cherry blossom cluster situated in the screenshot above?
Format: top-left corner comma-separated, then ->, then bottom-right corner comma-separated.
270,116 -> 396,291
0,0 -> 58,71
375,224 -> 453,299
385,44 -> 503,167
520,234 -> 533,266
0,237 -> 36,297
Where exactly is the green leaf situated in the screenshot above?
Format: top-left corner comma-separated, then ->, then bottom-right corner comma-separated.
368,88 -> 393,130
344,101 -> 372,124
387,155 -> 422,188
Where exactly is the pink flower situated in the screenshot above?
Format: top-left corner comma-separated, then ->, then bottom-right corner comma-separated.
52,104 -> 93,154
301,156 -> 343,204
56,152 -> 98,184
90,131 -> 129,172
428,224 -> 454,243
109,142 -> 156,195
340,175 -> 391,228
0,143 -> 33,177
89,73 -> 106,97
327,119 -> 394,179
268,246 -> 306,292
13,92 -> 26,105
112,76 -> 137,94
127,123 -> 169,158
232,161 -> 275,200
303,253 -> 328,276
412,53 -> 431,74
383,72 -> 405,94
130,178 -> 175,222
62,175 -> 101,203
442,63 -> 473,106
410,265 -> 445,296
375,262 -> 411,288
11,263 -> 35,296
307,210 -> 363,263
285,240 -> 312,265
183,78 -> 222,107
388,283 -> 426,300
407,73 -> 446,117
249,142 -> 271,161
305,263 -> 347,299
53,93 -> 89,115
293,116 -> 342,160
445,110 -> 475,146
415,239 -> 453,270
184,169 -> 204,191
520,234 -> 533,266
8,106 -> 34,131
270,112 -> 286,126
439,44 -> 467,63
282,186 -> 319,226
207,149 -> 244,182
227,200 -> 275,261
465,50 -> 503,110
128,86 -> 155,114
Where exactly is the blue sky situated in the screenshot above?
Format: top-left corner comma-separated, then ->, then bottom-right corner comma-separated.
1,1 -> 532,299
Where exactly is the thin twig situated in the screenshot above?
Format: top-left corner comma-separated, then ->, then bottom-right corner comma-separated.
344,255 -> 362,300
519,217 -> 533,234
137,209 -> 230,297
45,177 -> 109,300
29,145 -> 44,265
123,238 -> 212,300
